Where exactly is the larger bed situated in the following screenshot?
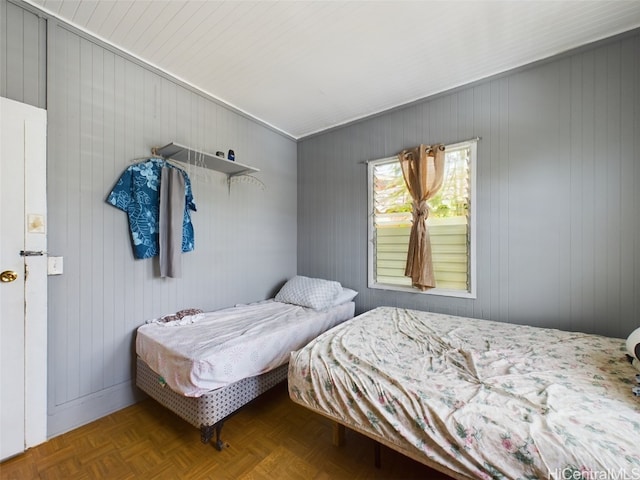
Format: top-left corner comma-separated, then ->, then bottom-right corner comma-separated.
288,306 -> 640,479
136,295 -> 355,449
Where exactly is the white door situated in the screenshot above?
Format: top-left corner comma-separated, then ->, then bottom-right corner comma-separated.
0,97 -> 47,461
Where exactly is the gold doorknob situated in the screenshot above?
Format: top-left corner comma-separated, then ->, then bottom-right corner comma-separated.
0,271 -> 18,283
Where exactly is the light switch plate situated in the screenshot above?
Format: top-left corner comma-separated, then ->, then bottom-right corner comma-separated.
47,256 -> 63,275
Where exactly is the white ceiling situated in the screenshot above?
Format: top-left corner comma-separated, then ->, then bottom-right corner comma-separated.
25,0 -> 640,139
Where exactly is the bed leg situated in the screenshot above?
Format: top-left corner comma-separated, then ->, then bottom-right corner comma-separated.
200,424 -> 215,444
214,422 -> 225,451
374,441 -> 381,468
200,422 -> 226,451
332,422 -> 345,447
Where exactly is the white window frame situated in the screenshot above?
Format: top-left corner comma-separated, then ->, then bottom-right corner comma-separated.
367,140 -> 477,299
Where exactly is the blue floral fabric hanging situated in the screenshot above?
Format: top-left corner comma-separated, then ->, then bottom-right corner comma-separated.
107,159 -> 196,259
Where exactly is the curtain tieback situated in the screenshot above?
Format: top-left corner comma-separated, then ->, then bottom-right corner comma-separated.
413,203 -> 430,222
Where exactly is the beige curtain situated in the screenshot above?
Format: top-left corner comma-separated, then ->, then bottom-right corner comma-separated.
398,144 -> 445,290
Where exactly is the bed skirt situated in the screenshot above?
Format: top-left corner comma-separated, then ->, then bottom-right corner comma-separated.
136,356 -> 288,448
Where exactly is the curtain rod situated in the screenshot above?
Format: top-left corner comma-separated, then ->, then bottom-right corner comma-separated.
361,136 -> 481,164
451,135 -> 481,144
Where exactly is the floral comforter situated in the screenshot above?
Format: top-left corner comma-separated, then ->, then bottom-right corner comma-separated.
288,307 -> 640,480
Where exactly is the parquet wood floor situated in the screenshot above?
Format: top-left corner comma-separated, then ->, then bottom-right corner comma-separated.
0,383 -> 454,479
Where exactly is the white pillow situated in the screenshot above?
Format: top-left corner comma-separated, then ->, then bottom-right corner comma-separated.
627,327 -> 640,372
330,287 -> 358,307
275,276 -> 342,310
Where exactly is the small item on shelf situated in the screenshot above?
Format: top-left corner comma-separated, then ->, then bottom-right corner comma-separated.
153,142 -> 258,176
216,151 -> 224,158
228,149 -> 235,161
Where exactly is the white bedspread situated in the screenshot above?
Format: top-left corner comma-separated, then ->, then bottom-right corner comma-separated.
289,306 -> 640,479
136,300 -> 354,397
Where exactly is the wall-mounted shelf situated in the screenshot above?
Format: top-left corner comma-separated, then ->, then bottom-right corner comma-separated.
153,142 -> 259,177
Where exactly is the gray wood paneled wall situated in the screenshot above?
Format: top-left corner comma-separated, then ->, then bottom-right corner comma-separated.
298,30 -> 640,339
0,0 -> 46,107
2,0 -> 297,437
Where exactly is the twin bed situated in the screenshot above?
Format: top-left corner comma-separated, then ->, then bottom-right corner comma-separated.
136,280 -> 640,478
288,306 -> 640,479
135,276 -> 356,449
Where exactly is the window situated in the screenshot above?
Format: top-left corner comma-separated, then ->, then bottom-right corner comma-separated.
367,140 -> 477,298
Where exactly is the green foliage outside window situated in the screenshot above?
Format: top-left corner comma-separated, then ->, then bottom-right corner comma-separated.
374,146 -> 470,225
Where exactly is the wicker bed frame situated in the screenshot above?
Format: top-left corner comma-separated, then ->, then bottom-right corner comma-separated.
136,356 -> 288,450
